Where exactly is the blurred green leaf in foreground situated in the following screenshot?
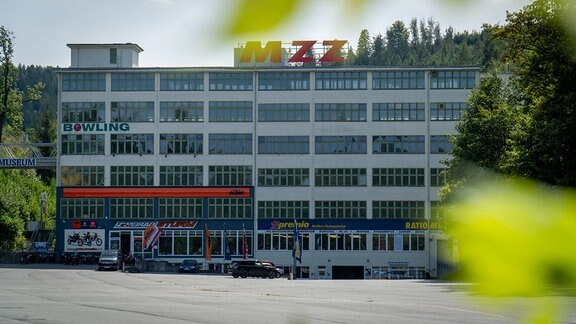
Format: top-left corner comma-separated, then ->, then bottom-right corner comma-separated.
447,177 -> 576,322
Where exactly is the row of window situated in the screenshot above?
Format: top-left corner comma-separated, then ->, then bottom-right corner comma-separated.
61,70 -> 476,92
61,134 -> 453,155
158,230 -> 252,256
60,165 -> 448,187
62,101 -> 469,123
152,230 -> 427,256
59,198 -> 446,220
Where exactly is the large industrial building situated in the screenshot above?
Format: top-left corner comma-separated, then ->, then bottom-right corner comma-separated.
55,42 -> 477,279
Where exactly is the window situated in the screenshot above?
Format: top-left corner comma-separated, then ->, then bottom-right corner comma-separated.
315,103 -> 366,121
430,168 -> 448,187
372,71 -> 425,89
372,232 -> 424,251
160,72 -> 203,91
208,198 -> 253,219
60,166 -> 104,186
110,198 -> 154,219
258,232 -> 310,251
257,168 -> 309,187
222,230 -> 253,256
257,201 -> 310,218
315,232 -> 367,250
110,165 -> 154,186
160,101 -> 203,122
373,201 -> 425,219
372,103 -> 425,121
372,232 -> 395,251
408,233 -> 426,251
61,134 -> 104,155
258,72 -> 310,90
111,73 -> 155,91
209,165 -> 252,186
160,134 -> 203,154
111,102 -> 155,122
430,102 -> 468,121
209,134 -> 252,155
315,168 -> 367,186
315,136 -> 367,154
62,73 -> 105,91
258,103 -> 310,122
372,135 -> 425,154
430,135 -> 453,154
111,134 -> 154,155
160,166 -> 203,186
315,72 -> 367,90
158,230 -> 204,256
159,198 -> 203,219
60,198 -> 104,219
373,168 -> 425,187
209,72 -> 253,91
430,201 -> 447,220
258,136 -> 309,154
315,201 -> 367,219
62,102 -> 105,122
109,48 -> 117,64
430,70 -> 476,89
209,101 -> 253,122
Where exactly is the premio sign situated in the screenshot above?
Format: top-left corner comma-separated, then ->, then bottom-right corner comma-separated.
234,40 -> 348,67
62,123 -> 130,133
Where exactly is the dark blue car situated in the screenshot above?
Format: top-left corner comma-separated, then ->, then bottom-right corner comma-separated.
178,260 -> 199,273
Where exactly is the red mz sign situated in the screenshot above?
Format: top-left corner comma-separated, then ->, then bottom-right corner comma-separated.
239,40 -> 347,63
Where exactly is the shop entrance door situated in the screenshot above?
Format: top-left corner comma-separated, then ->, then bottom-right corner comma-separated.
120,233 -> 131,257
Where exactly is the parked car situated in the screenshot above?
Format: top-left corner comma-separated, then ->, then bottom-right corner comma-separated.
97,249 -> 122,271
261,260 -> 284,278
229,260 -> 280,279
178,259 -> 199,273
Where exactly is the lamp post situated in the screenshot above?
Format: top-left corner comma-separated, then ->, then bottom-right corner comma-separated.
40,191 -> 47,231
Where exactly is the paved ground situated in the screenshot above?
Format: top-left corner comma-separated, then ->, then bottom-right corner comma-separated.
0,264 -> 575,324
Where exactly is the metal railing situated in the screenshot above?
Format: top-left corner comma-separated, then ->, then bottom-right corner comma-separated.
0,143 -> 56,169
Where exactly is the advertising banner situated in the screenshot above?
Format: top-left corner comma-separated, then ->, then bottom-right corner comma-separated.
64,229 -> 105,252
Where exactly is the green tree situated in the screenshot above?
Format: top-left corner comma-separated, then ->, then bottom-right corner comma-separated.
496,0 -> 576,186
386,21 -> 410,64
440,74 -> 522,203
31,108 -> 57,182
370,33 -> 384,65
355,29 -> 372,65
0,168 -> 55,250
0,214 -> 25,251
0,26 -> 43,143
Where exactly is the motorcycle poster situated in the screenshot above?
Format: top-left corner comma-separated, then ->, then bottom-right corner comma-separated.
64,229 -> 105,252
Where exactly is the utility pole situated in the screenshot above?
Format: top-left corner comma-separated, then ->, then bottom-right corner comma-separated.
40,191 -> 47,231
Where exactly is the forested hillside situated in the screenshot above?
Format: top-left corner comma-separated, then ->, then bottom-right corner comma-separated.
17,65 -> 57,132
345,19 -> 503,69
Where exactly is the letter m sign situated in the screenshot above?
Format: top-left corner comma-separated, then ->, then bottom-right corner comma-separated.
239,41 -> 282,63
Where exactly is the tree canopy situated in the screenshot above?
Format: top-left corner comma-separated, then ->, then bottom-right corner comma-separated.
441,0 -> 576,205
0,26 -> 44,143
345,18 -> 506,70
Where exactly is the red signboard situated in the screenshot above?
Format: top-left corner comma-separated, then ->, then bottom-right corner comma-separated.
62,187 -> 251,198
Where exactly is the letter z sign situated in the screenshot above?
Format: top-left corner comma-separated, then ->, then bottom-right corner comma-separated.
239,40 -> 347,63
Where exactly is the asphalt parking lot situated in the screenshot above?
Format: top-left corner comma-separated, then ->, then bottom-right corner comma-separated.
0,264 -> 575,324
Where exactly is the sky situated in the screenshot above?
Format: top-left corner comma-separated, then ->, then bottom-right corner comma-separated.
2,0 -> 531,68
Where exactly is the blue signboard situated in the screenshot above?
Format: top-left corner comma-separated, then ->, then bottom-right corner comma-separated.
258,219 -> 444,231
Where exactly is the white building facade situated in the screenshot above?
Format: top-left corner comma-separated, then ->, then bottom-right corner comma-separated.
56,43 -> 476,279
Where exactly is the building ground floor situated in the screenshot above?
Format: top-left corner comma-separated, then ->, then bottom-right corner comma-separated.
56,186 -> 455,279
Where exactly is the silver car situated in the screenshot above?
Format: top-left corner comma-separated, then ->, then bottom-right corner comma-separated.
97,249 -> 122,271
